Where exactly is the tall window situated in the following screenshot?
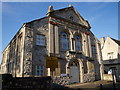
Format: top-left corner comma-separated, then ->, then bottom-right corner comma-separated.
91,45 -> 96,55
35,65 -> 44,76
83,61 -> 88,74
36,35 -> 45,46
75,35 -> 82,51
8,63 -> 12,74
60,32 -> 69,50
91,37 -> 96,57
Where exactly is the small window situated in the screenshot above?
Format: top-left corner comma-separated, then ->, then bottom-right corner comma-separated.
35,65 -> 44,76
107,52 -> 114,59
36,35 -> 45,46
70,16 -> 73,21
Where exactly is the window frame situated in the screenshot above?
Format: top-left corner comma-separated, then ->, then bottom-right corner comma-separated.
74,35 -> 82,51
35,65 -> 44,76
36,34 -> 46,46
60,32 -> 70,50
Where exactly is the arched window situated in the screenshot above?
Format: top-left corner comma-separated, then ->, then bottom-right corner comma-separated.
75,35 -> 82,51
60,32 -> 69,50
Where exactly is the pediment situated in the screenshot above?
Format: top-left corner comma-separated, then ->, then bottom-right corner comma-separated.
48,7 -> 90,28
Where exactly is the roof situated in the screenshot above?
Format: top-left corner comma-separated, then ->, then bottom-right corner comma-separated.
26,16 -> 48,24
111,37 -> 120,46
47,6 -> 91,29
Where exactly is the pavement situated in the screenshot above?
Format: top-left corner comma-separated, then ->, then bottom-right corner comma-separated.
53,80 -> 120,90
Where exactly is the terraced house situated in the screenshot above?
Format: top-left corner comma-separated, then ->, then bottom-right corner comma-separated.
100,36 -> 120,81
1,5 -> 103,83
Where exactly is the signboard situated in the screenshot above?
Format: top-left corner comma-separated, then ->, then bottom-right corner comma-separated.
46,57 -> 58,68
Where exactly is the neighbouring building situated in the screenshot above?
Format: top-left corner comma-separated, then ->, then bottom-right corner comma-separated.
100,36 -> 120,81
1,5 -> 103,83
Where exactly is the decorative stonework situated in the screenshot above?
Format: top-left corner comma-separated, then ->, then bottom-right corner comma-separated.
38,25 -> 48,32
24,28 -> 33,76
83,73 -> 95,82
53,76 -> 70,85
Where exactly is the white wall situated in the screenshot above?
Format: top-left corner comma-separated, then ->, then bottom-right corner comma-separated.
102,37 -> 118,60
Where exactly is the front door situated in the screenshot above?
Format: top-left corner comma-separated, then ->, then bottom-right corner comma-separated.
70,66 -> 79,83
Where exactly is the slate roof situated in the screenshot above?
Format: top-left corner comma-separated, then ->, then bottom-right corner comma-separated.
111,37 -> 120,46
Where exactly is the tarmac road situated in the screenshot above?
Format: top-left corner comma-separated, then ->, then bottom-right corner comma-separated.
53,80 -> 120,90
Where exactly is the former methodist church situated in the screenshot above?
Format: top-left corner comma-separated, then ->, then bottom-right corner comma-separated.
1,5 -> 103,83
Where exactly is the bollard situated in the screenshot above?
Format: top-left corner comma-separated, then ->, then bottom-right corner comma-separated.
112,74 -> 116,90
100,84 -> 103,90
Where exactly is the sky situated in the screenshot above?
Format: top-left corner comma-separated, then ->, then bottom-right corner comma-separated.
1,2 -> 119,62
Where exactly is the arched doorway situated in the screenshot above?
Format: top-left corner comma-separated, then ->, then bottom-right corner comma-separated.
69,60 -> 80,83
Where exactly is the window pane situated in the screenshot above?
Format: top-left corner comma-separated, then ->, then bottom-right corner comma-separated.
75,35 -> 82,51
36,65 -> 44,76
36,35 -> 45,46
61,32 -> 69,50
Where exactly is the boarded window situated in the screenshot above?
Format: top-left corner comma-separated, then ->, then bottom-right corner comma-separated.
36,35 -> 45,46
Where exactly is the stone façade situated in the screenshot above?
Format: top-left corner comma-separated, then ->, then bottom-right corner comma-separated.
1,5 -> 103,83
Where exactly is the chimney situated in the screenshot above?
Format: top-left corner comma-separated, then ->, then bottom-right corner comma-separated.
100,37 -> 105,49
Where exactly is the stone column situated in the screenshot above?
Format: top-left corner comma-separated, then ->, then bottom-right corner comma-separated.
96,38 -> 104,80
81,33 -> 85,55
88,35 -> 92,57
55,26 -> 59,55
84,34 -> 89,56
21,25 -> 26,77
48,23 -> 54,55
78,59 -> 84,83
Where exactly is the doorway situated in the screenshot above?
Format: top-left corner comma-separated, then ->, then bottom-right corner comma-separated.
69,61 -> 80,83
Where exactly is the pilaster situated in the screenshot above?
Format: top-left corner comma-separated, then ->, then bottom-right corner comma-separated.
55,26 -> 59,54
88,35 -> 92,57
48,23 -> 54,55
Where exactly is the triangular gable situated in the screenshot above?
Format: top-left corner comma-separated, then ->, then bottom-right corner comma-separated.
111,37 -> 120,46
103,37 -> 118,50
49,7 -> 90,28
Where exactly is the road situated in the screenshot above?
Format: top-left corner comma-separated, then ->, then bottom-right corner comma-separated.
53,80 -> 120,90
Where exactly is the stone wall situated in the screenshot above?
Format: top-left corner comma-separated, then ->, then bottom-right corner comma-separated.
103,74 -> 113,81
83,73 -> 95,83
52,76 -> 70,85
1,74 -> 52,90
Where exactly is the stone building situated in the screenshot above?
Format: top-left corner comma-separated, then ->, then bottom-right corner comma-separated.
100,36 -> 120,81
1,5 -> 103,83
